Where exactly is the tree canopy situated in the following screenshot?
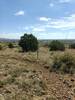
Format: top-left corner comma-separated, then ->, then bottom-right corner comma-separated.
19,33 -> 38,52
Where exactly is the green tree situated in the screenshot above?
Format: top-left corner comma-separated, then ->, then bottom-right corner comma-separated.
19,33 -> 38,52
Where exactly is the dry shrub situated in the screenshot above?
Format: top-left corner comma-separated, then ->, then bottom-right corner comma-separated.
51,53 -> 75,74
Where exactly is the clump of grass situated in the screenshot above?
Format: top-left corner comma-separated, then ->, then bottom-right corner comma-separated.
50,53 -> 75,74
6,76 -> 15,84
14,70 -> 46,96
9,68 -> 29,77
0,76 -> 15,87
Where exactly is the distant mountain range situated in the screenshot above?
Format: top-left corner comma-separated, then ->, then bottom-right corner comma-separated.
0,38 -> 75,44
0,38 -> 19,42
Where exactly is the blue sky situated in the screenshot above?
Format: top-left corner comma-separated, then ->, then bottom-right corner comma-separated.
0,0 -> 75,39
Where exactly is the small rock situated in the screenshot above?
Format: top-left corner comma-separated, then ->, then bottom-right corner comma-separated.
73,88 -> 75,93
4,88 -> 11,93
71,78 -> 74,82
63,80 -> 72,88
44,65 -> 49,69
67,96 -> 72,100
68,84 -> 72,88
59,77 -> 63,81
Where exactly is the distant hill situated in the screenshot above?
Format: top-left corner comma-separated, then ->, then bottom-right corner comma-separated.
0,38 -> 75,44
0,38 -> 19,42
39,39 -> 75,43
39,39 -> 75,46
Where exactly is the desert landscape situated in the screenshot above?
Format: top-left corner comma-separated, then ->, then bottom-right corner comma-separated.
1,0 -> 75,100
0,41 -> 75,100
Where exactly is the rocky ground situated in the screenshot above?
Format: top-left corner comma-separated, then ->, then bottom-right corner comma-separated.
0,47 -> 75,100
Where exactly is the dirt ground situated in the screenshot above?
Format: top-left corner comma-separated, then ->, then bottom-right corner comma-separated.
0,47 -> 75,100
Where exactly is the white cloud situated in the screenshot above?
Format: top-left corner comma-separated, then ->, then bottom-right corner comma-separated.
37,14 -> 75,30
23,13 -> 75,33
22,25 -> 46,33
32,27 -> 46,32
23,26 -> 29,30
14,10 -> 25,16
59,0 -> 72,3
18,13 -> 75,39
47,14 -> 75,30
38,17 -> 51,22
49,3 -> 54,7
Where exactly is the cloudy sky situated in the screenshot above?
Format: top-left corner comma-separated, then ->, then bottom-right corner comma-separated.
0,0 -> 75,39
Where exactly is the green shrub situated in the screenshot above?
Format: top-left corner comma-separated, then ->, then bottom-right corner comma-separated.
8,43 -> 14,48
0,45 -> 2,50
69,43 -> 75,49
49,40 -> 65,51
51,53 -> 75,74
19,33 -> 38,52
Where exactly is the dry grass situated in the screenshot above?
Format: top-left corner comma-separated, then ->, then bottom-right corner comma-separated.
0,47 -> 75,100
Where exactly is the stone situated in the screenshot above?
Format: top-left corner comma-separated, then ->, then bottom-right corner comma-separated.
71,78 -> 74,82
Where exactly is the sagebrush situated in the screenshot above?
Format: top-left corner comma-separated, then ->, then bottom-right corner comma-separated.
51,53 -> 75,74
